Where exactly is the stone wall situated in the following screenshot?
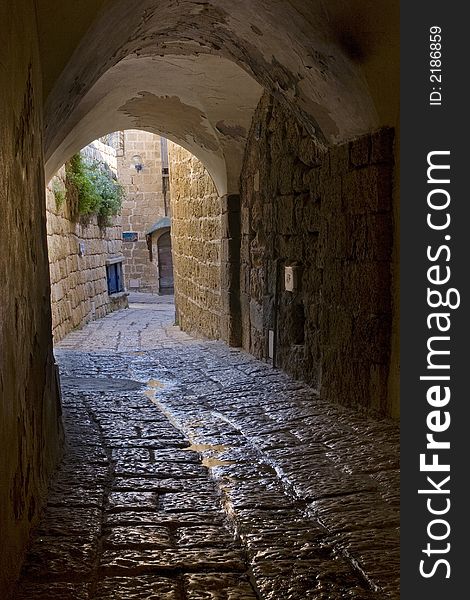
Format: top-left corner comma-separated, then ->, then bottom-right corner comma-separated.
0,3 -> 63,594
46,166 -> 127,343
240,93 -> 395,416
83,138 -> 118,176
118,130 -> 168,293
168,142 -> 222,339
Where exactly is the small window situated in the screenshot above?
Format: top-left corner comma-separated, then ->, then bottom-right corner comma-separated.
106,261 -> 124,295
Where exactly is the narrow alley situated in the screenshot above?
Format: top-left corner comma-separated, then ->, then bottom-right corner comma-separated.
13,296 -> 399,600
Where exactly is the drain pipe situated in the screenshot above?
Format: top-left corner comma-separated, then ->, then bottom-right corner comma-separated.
272,258 -> 281,369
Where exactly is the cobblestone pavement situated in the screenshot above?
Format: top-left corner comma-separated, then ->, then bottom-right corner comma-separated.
14,295 -> 400,600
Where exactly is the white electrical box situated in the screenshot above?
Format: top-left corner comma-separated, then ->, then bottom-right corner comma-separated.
253,170 -> 260,192
284,266 -> 298,292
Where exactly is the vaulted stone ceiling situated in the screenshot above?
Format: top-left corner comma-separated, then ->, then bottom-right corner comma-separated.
38,0 -> 399,194
44,54 -> 263,194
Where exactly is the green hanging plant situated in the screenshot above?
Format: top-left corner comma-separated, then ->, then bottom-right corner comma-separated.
86,160 -> 125,226
64,153 -> 124,226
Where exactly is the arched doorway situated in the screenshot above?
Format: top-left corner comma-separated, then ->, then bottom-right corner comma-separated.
157,230 -> 174,294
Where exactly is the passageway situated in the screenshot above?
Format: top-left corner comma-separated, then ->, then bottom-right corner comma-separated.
13,296 -> 399,600
1,2 -> 400,595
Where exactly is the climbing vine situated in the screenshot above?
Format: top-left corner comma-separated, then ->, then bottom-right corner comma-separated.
65,153 -> 124,226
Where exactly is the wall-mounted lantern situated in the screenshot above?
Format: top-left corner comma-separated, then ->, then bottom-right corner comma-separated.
131,154 -> 144,172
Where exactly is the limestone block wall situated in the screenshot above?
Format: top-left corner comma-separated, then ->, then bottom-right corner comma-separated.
0,5 -> 63,594
46,167 -> 127,344
117,131 -> 168,293
240,93 -> 395,417
168,142 -> 222,339
83,138 -> 118,175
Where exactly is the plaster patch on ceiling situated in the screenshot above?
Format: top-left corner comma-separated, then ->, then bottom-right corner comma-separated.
119,92 -> 219,152
215,120 -> 247,139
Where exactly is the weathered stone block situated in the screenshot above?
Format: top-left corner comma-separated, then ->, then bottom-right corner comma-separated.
340,261 -> 391,315
366,213 -> 393,261
320,306 -> 354,352
319,177 -> 341,214
303,196 -> 322,233
370,127 -> 395,164
328,142 -> 349,176
293,162 -> 310,193
342,165 -> 393,214
262,202 -> 274,233
298,136 -> 324,167
249,299 -> 264,332
301,265 -> 322,300
369,363 -> 390,412
275,155 -> 296,195
276,195 -> 295,235
349,135 -> 371,167
249,267 -> 265,302
353,314 -> 392,364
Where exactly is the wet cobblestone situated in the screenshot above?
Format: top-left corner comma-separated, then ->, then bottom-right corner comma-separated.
14,296 -> 399,599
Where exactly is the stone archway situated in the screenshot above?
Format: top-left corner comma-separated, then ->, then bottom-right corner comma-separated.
0,3 -> 400,592
38,3 -> 399,388
41,0 -> 395,194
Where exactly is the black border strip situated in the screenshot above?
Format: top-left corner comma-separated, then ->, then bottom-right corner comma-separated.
401,3 -> 467,597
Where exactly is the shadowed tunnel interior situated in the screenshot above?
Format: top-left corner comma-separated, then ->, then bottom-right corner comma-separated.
1,0 -> 399,597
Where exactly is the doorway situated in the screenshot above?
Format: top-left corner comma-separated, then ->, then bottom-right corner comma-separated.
157,230 -> 174,294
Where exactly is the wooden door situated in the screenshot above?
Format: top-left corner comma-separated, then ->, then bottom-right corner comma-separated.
157,231 -> 174,294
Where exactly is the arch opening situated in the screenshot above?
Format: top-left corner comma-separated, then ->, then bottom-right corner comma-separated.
42,0 -> 394,196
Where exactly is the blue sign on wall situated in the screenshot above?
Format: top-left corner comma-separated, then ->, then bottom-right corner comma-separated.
123,231 -> 138,242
